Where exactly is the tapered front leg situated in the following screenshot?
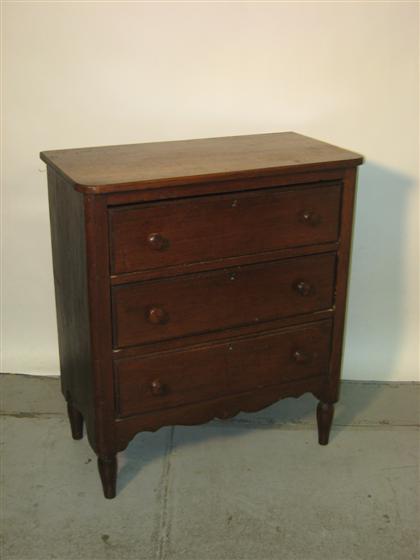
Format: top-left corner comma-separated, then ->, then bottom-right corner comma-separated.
98,455 -> 117,499
316,402 -> 334,445
66,402 -> 84,440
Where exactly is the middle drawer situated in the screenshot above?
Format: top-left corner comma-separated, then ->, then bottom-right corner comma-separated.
112,253 -> 336,348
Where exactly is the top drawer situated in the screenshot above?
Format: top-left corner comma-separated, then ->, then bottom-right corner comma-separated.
109,183 -> 341,275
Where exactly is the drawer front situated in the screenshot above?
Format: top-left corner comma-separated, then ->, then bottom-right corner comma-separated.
112,253 -> 336,348
115,321 -> 332,418
109,183 -> 341,275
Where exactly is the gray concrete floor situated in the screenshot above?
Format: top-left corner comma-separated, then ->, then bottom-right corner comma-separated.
1,374 -> 419,560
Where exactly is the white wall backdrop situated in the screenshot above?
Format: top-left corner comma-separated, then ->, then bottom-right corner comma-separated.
1,1 -> 419,381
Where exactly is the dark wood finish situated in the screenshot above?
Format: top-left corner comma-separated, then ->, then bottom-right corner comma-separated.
40,132 -> 362,193
106,168 -> 345,206
109,183 -> 341,274
110,241 -> 340,286
115,376 -> 327,451
317,402 -> 335,445
226,320 -> 332,394
66,401 -> 83,440
47,169 -> 96,447
83,194 -> 117,457
115,320 -> 332,418
327,167 -> 359,403
43,132 -> 362,498
98,455 -> 117,499
115,344 -> 228,417
112,253 -> 336,348
112,309 -> 334,360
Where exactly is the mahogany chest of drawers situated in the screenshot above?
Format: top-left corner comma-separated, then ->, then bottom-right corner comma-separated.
41,132 -> 363,498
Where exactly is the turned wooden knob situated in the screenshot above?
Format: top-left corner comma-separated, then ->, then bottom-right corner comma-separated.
293,350 -> 311,364
150,379 -> 165,396
300,210 -> 321,226
147,307 -> 168,324
294,280 -> 312,296
147,232 -> 167,251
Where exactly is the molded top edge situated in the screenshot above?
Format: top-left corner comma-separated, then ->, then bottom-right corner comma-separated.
40,132 -> 363,193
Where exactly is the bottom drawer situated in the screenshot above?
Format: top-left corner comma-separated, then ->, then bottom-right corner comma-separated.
114,320 -> 332,418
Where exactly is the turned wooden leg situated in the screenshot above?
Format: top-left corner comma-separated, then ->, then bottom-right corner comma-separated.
316,402 -> 334,445
98,455 -> 117,499
66,402 -> 83,440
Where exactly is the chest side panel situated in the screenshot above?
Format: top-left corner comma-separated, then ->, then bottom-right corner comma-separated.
47,169 -> 95,436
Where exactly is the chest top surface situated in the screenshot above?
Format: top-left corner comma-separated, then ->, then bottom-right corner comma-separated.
40,132 -> 363,194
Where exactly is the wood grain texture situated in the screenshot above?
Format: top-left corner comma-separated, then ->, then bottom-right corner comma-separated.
47,169 -> 96,447
111,309 -> 334,360
83,195 -> 117,456
105,168 -> 345,206
112,253 -> 336,348
109,182 -> 341,275
40,132 -> 363,193
110,242 -> 340,286
114,376 -> 327,452
115,320 -> 332,418
43,132 -> 363,498
326,167 -> 359,404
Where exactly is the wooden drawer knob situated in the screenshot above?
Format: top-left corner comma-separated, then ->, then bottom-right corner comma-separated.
147,233 -> 167,251
300,211 -> 321,226
150,379 -> 165,396
293,350 -> 311,364
294,280 -> 313,296
147,307 -> 168,325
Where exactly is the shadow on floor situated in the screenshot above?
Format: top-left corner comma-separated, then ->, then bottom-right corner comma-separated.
117,380 -> 407,492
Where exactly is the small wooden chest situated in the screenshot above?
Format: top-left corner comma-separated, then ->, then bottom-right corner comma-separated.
41,132 -> 363,498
